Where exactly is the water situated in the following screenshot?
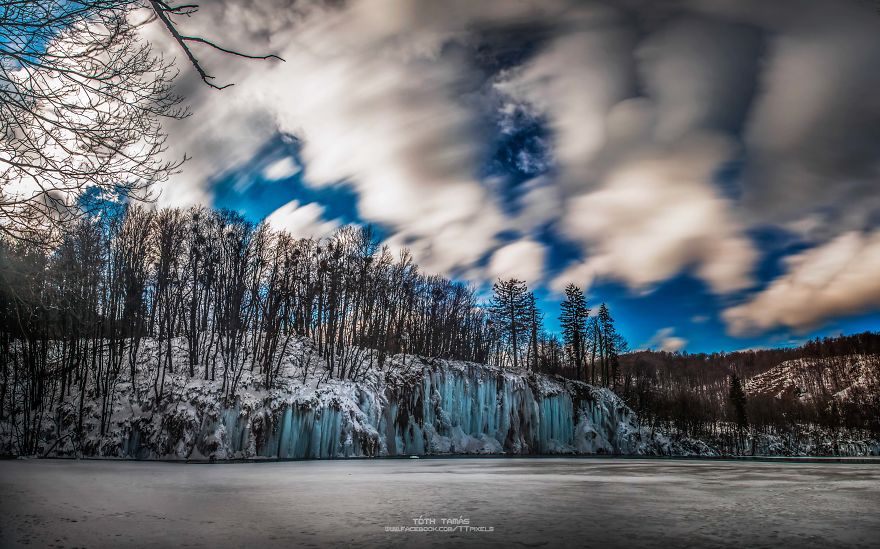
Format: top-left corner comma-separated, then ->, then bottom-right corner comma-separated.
1,458 -> 878,548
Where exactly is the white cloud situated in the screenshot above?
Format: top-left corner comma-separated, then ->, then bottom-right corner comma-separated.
723,230 -> 880,336
487,239 -> 546,286
513,177 -> 564,233
503,14 -> 761,297
496,13 -> 634,195
121,0 -> 880,336
265,200 -> 339,239
647,327 -> 687,353
553,129 -> 756,295
262,157 -> 301,181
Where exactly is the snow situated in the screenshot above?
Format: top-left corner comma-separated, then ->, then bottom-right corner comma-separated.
746,354 -> 880,402
2,336 -> 682,459
1,458 -> 878,548
4,337 -> 876,459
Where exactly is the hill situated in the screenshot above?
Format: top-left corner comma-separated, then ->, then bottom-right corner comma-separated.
617,334 -> 880,455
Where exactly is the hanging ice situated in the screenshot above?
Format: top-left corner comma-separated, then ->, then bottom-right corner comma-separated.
118,358 -> 655,459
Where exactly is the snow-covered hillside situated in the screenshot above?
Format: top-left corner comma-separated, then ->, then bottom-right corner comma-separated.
1,337 -> 697,459
5,338 -> 878,459
746,355 -> 880,403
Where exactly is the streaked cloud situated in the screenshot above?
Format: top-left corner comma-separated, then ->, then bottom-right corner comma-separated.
487,239 -> 547,286
647,327 -> 688,353
130,0 -> 880,337
723,231 -> 880,335
265,200 -> 339,239
262,157 -> 301,181
553,130 -> 756,295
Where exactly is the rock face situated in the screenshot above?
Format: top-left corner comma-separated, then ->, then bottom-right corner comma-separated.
120,359 -> 660,460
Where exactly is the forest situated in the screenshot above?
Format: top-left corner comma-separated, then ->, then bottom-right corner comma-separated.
0,205 -> 628,454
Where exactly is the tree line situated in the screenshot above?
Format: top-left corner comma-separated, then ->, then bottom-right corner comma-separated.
0,205 -> 626,454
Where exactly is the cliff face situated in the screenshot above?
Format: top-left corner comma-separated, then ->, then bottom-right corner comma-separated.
118,356 -> 670,460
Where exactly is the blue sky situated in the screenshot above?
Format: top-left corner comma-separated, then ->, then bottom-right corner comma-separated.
212,126 -> 879,354
159,0 -> 880,355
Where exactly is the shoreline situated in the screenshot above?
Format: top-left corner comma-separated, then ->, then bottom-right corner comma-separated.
5,453 -> 880,465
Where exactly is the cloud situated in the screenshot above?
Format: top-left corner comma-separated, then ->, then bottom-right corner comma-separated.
128,0 -> 880,335
695,0 -> 880,234
495,9 -> 635,195
262,157 -> 301,181
554,127 -> 756,294
487,239 -> 546,285
503,10 -> 761,296
635,14 -> 761,141
723,230 -> 880,336
647,327 -> 687,353
266,43 -> 506,273
512,177 -> 563,233
265,200 -> 339,239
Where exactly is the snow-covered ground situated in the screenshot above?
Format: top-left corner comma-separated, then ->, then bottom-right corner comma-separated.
746,354 -> 880,403
2,336 -> 694,458
1,458 -> 878,548
3,338 -> 877,458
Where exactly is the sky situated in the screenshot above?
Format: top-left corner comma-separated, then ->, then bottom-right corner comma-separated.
137,0 -> 880,354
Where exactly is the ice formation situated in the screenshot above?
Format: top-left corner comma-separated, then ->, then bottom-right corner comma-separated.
119,358 -> 655,459
7,337 -> 875,459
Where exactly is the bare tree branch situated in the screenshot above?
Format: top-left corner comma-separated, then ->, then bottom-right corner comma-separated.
149,0 -> 283,90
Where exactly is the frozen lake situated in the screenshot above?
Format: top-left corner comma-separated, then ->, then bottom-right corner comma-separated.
1,458 -> 878,548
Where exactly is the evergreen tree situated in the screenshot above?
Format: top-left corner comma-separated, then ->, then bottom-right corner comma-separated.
588,316 -> 600,385
559,284 -> 589,380
597,303 -> 626,387
489,278 -> 530,369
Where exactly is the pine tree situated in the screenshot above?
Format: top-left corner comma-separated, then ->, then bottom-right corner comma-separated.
559,284 -> 589,380
597,303 -> 626,387
489,278 -> 531,369
598,303 -> 612,385
588,316 -> 600,384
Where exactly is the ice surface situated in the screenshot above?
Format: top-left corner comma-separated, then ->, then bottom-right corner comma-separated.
1,458 -> 878,548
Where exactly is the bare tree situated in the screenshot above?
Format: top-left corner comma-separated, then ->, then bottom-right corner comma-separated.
0,1 -> 281,244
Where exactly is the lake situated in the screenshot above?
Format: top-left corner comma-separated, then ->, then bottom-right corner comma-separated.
1,457 -> 878,548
